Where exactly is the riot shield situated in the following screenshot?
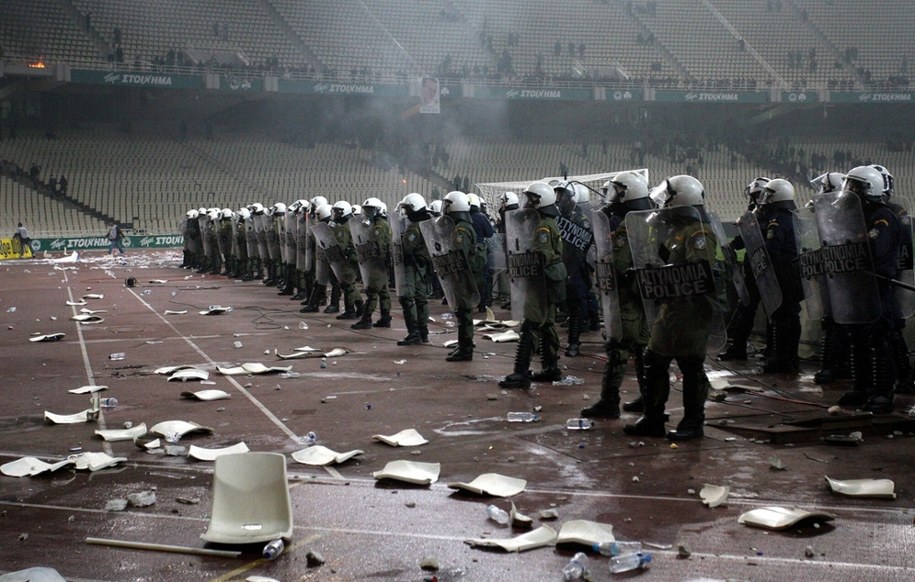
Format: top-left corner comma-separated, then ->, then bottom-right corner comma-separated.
590,209 -> 623,341
390,214 -> 408,297
625,206 -> 727,355
707,211 -> 750,307
736,210 -> 783,319
793,205 -> 828,321
314,244 -> 331,286
488,233 -> 506,276
504,208 -> 548,322
813,191 -> 880,325
555,207 -> 594,255
304,213 -> 316,272
244,215 -> 257,259
312,221 -> 356,285
295,213 -> 307,271
890,200 -> 915,318
349,218 -> 389,289
420,216 -> 480,311
284,211 -> 297,265
198,216 -> 212,258
253,213 -> 269,260
229,218 -> 239,258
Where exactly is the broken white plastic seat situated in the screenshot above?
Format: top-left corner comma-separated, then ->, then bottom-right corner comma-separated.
188,442 -> 249,461
372,428 -> 429,447
181,389 -> 231,401
372,460 -> 440,485
1,456 -> 74,477
154,364 -> 200,375
95,423 -> 148,442
510,501 -> 534,527
82,293 -> 103,299
168,369 -> 210,382
201,452 -> 293,545
30,333 -> 66,343
0,566 -> 66,581
70,314 -> 105,324
482,330 -> 520,343
291,445 -> 364,466
44,409 -> 92,424
447,473 -> 527,497
68,385 -> 108,394
464,525 -> 558,552
700,483 -> 730,508
150,420 -> 214,439
825,476 -> 896,499
737,506 -> 836,530
70,452 -> 127,471
217,363 -> 292,375
163,309 -> 188,315
556,520 -> 615,547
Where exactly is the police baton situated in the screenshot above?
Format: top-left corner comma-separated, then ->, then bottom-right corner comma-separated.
873,273 -> 915,292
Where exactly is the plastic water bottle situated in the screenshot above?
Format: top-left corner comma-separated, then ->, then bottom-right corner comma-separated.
593,540 -> 642,556
566,418 -> 595,430
108,352 -> 126,361
507,412 -> 540,422
609,552 -> 652,574
300,431 -> 317,446
262,539 -> 285,560
100,397 -> 118,409
298,321 -> 308,329
485,504 -> 509,525
561,552 -> 590,580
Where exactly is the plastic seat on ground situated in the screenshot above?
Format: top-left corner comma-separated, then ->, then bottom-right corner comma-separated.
200,452 -> 293,545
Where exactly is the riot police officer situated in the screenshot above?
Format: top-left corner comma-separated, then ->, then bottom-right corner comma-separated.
624,175 -> 720,441
351,197 -> 393,329
834,165 -> 904,413
554,181 -> 593,357
396,193 -> 432,345
758,178 -> 803,373
330,201 -> 363,320
499,181 -> 565,388
581,172 -> 652,418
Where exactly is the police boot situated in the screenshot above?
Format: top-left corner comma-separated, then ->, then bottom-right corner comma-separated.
446,343 -> 474,362
278,265 -> 295,295
622,345 -> 648,412
531,326 -> 562,382
180,250 -> 190,268
814,318 -> 848,383
581,345 -> 623,418
196,256 -> 209,273
324,285 -> 340,313
499,323 -> 536,389
291,271 -> 306,300
838,335 -> 870,406
865,336 -> 896,414
762,321 -> 799,374
373,309 -> 392,328
890,328 -> 914,393
262,261 -> 274,285
301,284 -> 325,313
252,259 -> 263,280
397,302 -> 421,345
565,304 -> 582,357
419,324 -> 430,344
338,296 -> 361,320
351,302 -> 373,329
667,358 -> 708,441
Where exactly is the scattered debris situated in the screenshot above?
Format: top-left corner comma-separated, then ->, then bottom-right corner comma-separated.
95,423 -> 148,442
68,385 -> 108,394
700,484 -> 729,508
127,490 -> 157,507
464,525 -> 558,552
44,409 -> 93,424
306,550 -> 325,567
420,557 -> 440,571
105,499 -> 128,512
291,446 -> 364,466
181,389 -> 231,401
447,473 -> 527,497
556,520 -> 614,547
372,428 -> 429,447
188,442 -> 250,461
538,508 -> 559,520
1,456 -> 74,477
677,544 -> 692,558
168,369 -> 210,382
825,476 -> 896,499
29,333 -> 66,343
217,363 -> 292,375
737,507 -> 836,530
769,456 -> 787,471
372,460 -> 440,485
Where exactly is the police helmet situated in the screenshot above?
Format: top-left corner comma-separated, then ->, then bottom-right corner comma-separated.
761,178 -> 795,204
500,191 -> 520,208
186,209 -> 198,219
221,208 -> 234,219
652,175 -> 705,208
467,193 -> 482,209
609,171 -> 650,205
523,181 -> 557,208
429,199 -> 444,216
316,203 -> 333,221
443,191 -> 471,213
310,196 -> 329,210
237,208 -> 250,220
843,165 -> 885,202
870,164 -> 895,197
810,172 -> 845,196
745,177 -> 771,203
400,193 -> 427,213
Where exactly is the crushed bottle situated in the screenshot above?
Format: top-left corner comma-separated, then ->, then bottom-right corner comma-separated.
507,411 -> 541,423
108,352 -> 126,361
609,552 -> 652,574
562,552 -> 590,580
566,418 -> 595,430
299,431 -> 316,446
593,540 -> 642,557
485,504 -> 509,525
262,538 -> 285,560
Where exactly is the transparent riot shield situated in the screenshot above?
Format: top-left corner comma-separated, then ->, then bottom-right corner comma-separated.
420,216 -> 480,311
889,200 -> 915,318
295,213 -> 307,271
312,221 -> 356,285
813,191 -> 881,325
304,213 -> 316,272
390,214 -> 408,297
793,205 -> 828,321
707,211 -> 750,307
625,206 -> 728,355
504,208 -> 548,322
349,218 -> 389,289
591,209 -> 623,341
737,210 -> 783,319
